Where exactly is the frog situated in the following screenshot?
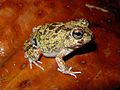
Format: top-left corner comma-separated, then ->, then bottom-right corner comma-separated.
24,18 -> 93,78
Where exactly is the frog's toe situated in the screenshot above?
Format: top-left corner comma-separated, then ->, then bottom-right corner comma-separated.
30,61 -> 44,71
57,67 -> 81,78
29,60 -> 33,69
37,61 -> 43,64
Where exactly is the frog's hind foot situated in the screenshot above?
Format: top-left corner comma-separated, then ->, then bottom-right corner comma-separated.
58,67 -> 81,78
29,60 -> 44,71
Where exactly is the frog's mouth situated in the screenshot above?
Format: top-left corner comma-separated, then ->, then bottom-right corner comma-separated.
68,44 -> 83,49
70,37 -> 92,49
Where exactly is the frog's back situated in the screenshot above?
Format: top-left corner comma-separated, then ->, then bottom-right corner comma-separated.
30,22 -> 72,54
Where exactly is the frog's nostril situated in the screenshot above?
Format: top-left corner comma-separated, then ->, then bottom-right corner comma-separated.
78,39 -> 84,43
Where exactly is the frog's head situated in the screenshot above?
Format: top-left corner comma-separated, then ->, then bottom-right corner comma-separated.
64,19 -> 93,49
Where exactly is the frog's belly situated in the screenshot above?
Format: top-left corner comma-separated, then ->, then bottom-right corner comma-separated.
42,48 -> 73,57
42,52 -> 58,57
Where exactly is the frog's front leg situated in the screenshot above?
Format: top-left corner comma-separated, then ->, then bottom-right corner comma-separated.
55,49 -> 81,78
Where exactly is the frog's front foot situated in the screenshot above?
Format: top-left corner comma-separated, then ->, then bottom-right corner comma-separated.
57,67 -> 81,78
29,60 -> 44,71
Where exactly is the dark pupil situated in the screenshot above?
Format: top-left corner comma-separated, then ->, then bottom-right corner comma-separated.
73,30 -> 84,39
75,31 -> 83,36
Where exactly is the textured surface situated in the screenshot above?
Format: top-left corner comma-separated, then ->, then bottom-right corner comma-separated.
0,0 -> 120,90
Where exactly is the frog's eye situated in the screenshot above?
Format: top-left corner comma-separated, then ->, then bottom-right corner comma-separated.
72,29 -> 84,39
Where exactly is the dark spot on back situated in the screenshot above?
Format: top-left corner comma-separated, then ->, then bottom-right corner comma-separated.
24,44 -> 32,51
55,30 -> 59,33
38,31 -> 42,35
52,23 -> 58,25
49,25 -> 56,30
52,34 -> 57,38
43,29 -> 47,34
55,25 -> 65,33
64,27 -> 72,31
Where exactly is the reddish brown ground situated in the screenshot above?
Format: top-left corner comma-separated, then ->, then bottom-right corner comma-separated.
0,0 -> 120,90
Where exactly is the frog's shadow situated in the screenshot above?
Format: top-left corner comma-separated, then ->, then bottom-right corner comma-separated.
63,40 -> 97,61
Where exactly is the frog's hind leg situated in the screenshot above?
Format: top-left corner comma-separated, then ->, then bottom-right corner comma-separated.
55,49 -> 81,78
24,48 -> 44,71
25,54 -> 44,71
29,60 -> 33,69
27,58 -> 44,71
